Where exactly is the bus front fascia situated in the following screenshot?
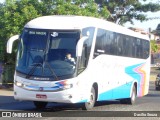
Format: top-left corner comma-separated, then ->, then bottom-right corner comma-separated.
7,35 -> 19,54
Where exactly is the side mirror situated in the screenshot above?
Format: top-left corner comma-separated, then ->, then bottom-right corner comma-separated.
7,35 -> 19,54
76,36 -> 88,57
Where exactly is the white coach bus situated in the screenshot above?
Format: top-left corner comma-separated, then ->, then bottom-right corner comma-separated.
7,16 -> 150,110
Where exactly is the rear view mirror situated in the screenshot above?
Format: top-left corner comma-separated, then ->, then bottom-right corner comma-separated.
76,36 -> 88,57
7,35 -> 19,54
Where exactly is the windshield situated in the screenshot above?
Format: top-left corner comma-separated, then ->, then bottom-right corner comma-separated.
16,29 -> 80,80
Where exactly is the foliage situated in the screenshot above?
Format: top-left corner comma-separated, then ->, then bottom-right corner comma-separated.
150,40 -> 159,53
0,0 -> 41,64
95,0 -> 160,25
40,0 -> 110,18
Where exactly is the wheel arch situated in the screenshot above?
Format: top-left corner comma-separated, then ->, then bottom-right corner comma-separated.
134,82 -> 137,96
130,81 -> 138,97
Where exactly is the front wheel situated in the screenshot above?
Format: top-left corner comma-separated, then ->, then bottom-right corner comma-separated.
33,101 -> 48,109
82,87 -> 96,110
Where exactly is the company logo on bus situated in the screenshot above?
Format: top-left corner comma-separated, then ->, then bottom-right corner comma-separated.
51,32 -> 58,37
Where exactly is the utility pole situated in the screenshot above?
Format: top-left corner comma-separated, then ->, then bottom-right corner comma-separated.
149,28 -> 151,39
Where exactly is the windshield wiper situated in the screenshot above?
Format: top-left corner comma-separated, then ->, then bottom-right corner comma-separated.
45,62 -> 59,81
26,63 -> 43,79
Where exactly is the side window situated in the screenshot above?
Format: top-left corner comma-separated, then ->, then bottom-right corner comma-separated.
82,27 -> 95,61
142,40 -> 150,59
111,33 -> 119,55
94,29 -> 106,58
77,39 -> 90,74
79,42 -> 88,69
109,32 -> 117,55
132,37 -> 136,58
123,36 -> 131,57
93,29 -> 150,59
105,31 -> 112,54
135,39 -> 143,58
116,33 -> 123,56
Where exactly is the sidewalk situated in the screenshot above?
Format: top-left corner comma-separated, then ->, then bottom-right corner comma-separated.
0,83 -> 13,96
0,88 -> 15,105
0,89 -> 13,96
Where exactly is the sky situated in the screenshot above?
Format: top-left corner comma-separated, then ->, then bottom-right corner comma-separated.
124,0 -> 160,32
0,0 -> 4,3
0,0 -> 159,31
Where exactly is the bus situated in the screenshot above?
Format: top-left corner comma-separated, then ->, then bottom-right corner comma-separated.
7,16 -> 150,110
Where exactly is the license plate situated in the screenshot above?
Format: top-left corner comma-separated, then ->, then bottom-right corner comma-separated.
36,94 -> 47,99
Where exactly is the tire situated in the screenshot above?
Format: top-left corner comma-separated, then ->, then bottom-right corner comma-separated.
82,87 -> 96,110
120,99 -> 128,104
127,85 -> 136,105
33,101 -> 48,109
120,86 -> 136,105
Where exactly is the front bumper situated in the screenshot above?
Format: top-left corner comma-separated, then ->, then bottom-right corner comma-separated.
14,85 -> 87,103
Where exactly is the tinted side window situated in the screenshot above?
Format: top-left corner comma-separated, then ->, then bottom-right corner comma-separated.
105,31 -> 112,55
94,29 -> 106,57
123,36 -> 132,57
142,40 -> 150,59
94,28 -> 150,59
135,39 -> 142,58
116,33 -> 123,56
82,27 -> 95,62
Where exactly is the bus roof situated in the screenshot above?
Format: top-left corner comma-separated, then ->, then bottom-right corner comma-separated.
25,15 -> 149,40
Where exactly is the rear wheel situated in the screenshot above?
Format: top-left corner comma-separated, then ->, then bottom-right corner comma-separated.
120,86 -> 136,104
33,101 -> 48,109
82,87 -> 96,110
120,99 -> 128,104
127,85 -> 136,104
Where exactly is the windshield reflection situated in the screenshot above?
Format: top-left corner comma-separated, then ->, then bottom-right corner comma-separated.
16,29 -> 80,80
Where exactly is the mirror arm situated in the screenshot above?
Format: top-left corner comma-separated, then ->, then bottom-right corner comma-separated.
7,35 -> 19,54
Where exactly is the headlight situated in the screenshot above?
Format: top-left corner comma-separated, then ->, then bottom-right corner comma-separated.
15,81 -> 23,87
63,84 -> 73,89
59,84 -> 73,90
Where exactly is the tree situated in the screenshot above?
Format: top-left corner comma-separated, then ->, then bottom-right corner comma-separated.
0,0 -> 41,64
95,0 -> 160,25
151,40 -> 159,53
40,0 -> 110,18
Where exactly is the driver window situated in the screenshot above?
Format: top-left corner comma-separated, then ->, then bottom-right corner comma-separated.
78,41 -> 88,74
